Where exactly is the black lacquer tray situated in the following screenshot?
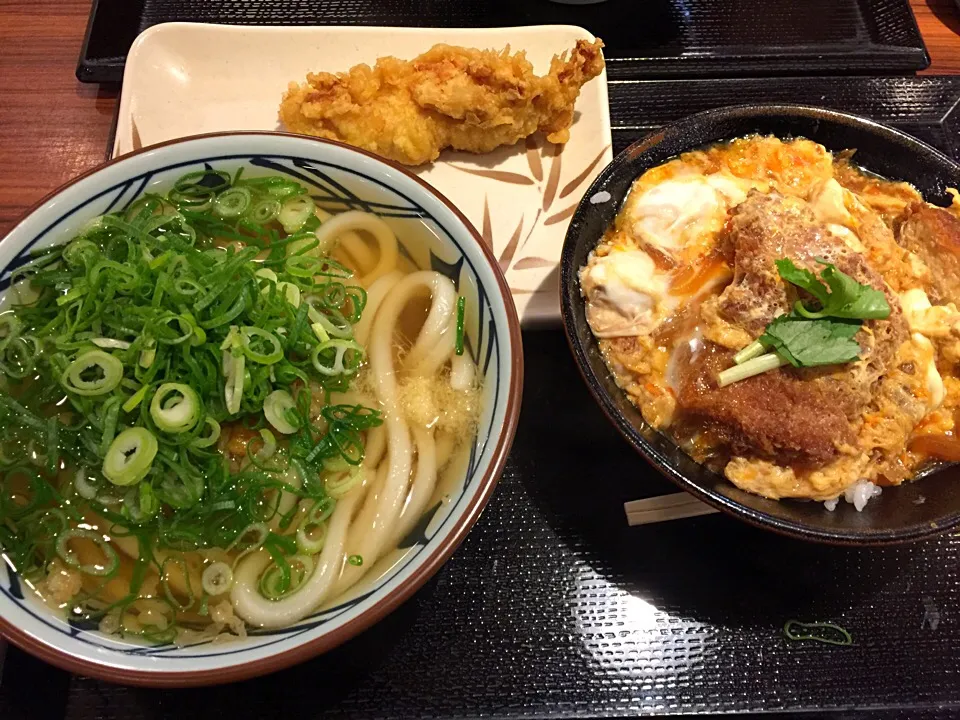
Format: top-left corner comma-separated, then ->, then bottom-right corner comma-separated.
4,76 -> 960,718
76,0 -> 930,83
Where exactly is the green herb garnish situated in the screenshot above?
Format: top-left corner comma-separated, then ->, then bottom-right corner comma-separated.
759,315 -> 862,368
718,258 -> 891,387
776,258 -> 890,320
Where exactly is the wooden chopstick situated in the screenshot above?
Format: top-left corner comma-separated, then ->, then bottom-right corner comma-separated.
624,492 -> 719,526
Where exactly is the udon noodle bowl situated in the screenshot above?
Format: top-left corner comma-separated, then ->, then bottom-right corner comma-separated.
0,169 -> 481,642
579,135 -> 960,510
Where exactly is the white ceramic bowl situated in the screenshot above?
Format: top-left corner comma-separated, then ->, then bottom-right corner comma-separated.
0,132 -> 523,686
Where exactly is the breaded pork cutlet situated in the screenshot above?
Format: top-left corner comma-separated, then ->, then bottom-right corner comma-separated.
676,192 -> 907,466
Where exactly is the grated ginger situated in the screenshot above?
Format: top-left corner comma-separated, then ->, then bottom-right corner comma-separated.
398,373 -> 481,436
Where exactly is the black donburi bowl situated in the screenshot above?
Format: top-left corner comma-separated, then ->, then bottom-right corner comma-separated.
560,104 -> 960,545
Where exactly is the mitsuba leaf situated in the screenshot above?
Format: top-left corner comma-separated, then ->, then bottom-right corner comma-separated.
760,315 -> 862,368
775,258 -> 890,321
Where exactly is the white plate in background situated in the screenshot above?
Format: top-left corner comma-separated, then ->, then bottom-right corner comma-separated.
114,22 -> 613,325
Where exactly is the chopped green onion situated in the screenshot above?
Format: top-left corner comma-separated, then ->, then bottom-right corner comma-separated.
73,469 -> 98,500
455,296 -> 465,356
227,522 -> 269,554
90,337 -> 132,350
213,187 -> 252,218
246,198 -> 281,224
264,389 -> 299,434
56,529 -> 120,577
311,322 -> 330,343
278,195 -> 315,234
122,384 -> 149,413
308,307 -> 353,339
240,327 -> 284,365
325,466 -> 364,499
311,339 -> 364,376
102,427 -> 158,486
347,554 -> 363,567
190,416 -> 221,449
150,383 -> 201,433
295,517 -> 327,554
256,428 -> 277,460
61,350 -> 124,396
222,350 -> 246,415
201,562 -> 234,595
717,353 -> 787,387
0,314 -> 21,352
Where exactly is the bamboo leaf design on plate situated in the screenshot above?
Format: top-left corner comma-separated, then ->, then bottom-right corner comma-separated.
559,144 -> 610,200
543,203 -> 578,226
525,136 -> 543,182
450,165 -> 535,185
542,143 -> 563,211
512,256 -> 555,270
481,196 -> 493,249
131,117 -> 143,152
498,215 -> 526,272
517,209 -> 542,255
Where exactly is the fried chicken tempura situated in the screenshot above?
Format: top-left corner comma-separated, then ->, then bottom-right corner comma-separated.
279,39 -> 605,165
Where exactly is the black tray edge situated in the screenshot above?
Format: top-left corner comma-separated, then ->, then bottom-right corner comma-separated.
74,0 -> 931,84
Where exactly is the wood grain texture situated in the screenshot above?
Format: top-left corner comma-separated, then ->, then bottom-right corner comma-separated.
0,0 -> 957,236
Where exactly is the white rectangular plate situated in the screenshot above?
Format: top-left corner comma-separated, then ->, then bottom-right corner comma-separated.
115,22 -> 613,325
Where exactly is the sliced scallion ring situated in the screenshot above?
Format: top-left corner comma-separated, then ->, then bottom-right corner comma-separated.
201,562 -> 234,595
256,429 -> 277,459
73,469 -> 99,500
226,522 -> 269,554
240,326 -> 283,365
306,306 -> 353,338
0,314 -> 21,352
285,254 -> 324,278
245,198 -> 281,224
278,195 -> 315,234
56,529 -> 119,577
285,236 -> 321,258
62,350 -> 124,396
213,186 -> 252,218
263,389 -> 299,434
311,339 -> 364,376
296,518 -> 328,555
103,427 -> 158,486
150,383 -> 201,433
90,337 -> 131,350
223,351 -> 246,415
190,416 -> 221,449
325,466 -> 364,499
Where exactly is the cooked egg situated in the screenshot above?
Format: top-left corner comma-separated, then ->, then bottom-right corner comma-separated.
808,178 -> 864,251
580,249 -> 673,337
900,287 -> 960,338
622,174 -> 751,257
913,333 -> 945,409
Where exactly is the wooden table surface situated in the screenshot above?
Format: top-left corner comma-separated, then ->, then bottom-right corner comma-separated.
0,0 -> 959,237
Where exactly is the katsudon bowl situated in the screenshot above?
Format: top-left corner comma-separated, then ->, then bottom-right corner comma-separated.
561,105 -> 960,545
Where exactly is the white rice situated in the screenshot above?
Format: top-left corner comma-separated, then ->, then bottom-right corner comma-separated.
589,190 -> 612,204
823,479 -> 882,512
